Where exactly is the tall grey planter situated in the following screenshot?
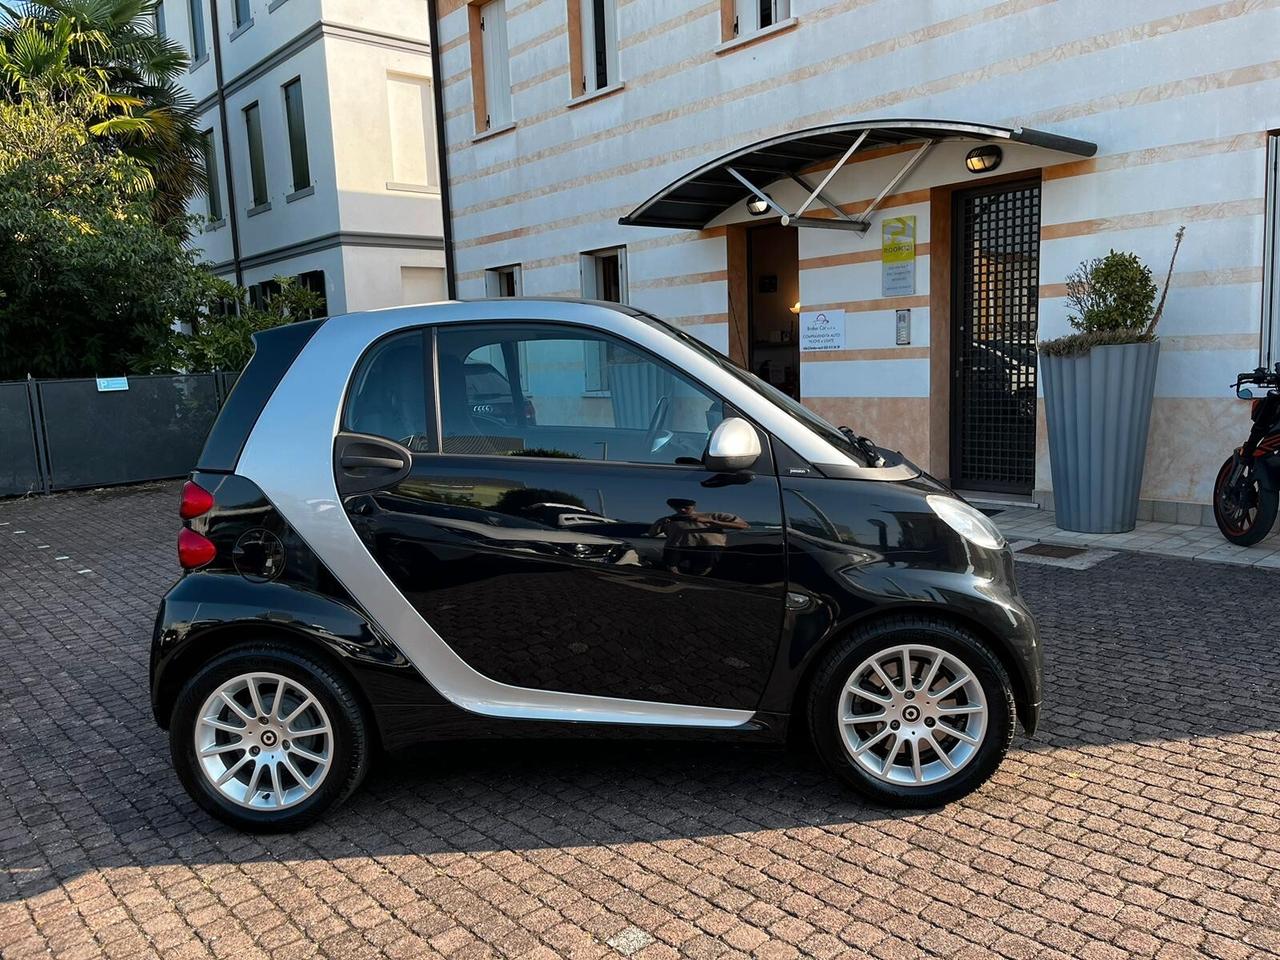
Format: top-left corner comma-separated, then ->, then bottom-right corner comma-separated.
1040,341 -> 1161,533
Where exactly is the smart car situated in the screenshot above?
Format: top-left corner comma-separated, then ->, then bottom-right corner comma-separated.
151,299 -> 1040,831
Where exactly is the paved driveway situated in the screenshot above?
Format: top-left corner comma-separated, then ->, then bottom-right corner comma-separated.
1,483 -> 1278,960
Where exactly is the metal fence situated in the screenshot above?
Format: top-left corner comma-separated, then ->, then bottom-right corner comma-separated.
0,373 -> 240,497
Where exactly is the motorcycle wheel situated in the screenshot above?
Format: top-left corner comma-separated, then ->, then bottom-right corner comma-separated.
1213,455 -> 1278,546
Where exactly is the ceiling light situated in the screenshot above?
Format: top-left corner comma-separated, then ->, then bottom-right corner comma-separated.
747,196 -> 771,216
965,144 -> 1003,174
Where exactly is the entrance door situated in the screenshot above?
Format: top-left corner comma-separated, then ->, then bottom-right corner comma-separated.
748,224 -> 800,399
338,321 -> 787,710
951,179 -> 1042,494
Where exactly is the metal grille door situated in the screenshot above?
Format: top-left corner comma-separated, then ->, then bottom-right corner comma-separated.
951,180 -> 1042,493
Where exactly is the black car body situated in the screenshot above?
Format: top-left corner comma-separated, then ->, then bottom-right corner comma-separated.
152,299 -> 1040,831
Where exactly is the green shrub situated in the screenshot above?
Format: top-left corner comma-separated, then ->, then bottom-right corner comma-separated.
1040,227 -> 1184,358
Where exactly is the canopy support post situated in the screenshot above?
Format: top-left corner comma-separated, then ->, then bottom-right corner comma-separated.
792,130 -> 868,218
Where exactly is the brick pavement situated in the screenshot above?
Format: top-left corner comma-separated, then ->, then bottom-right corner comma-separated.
0,482 -> 1277,959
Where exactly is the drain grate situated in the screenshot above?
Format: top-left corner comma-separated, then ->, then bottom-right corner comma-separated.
1017,543 -> 1087,559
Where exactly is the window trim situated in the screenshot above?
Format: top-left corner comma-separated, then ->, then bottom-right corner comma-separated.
282,76 -> 311,193
485,264 -> 523,297
469,0 -> 513,134
341,328 -> 437,452
425,319 -> 761,469
1263,131 -> 1280,366
243,100 -> 269,208
200,127 -> 223,222
188,0 -> 207,60
567,0 -> 619,98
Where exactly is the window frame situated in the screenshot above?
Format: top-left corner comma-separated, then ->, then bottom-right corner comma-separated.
469,0 -> 513,134
426,320 -> 754,469
233,0 -> 251,28
341,328 -> 436,452
155,0 -> 166,37
200,127 -> 223,222
243,100 -> 269,208
282,77 -> 311,193
1263,132 -> 1280,366
188,0 -> 207,60
485,264 -> 523,297
720,0 -> 791,42
568,0 -> 619,97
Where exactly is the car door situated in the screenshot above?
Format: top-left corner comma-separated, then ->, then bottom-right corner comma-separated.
337,321 -> 786,710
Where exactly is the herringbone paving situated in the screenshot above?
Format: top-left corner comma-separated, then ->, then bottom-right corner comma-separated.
0,482 -> 1277,959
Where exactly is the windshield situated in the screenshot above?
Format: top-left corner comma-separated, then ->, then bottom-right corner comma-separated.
629,308 -> 876,466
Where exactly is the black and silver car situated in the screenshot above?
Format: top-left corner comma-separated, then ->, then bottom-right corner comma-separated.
152,299 -> 1040,831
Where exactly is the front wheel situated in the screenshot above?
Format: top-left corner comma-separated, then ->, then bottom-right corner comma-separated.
1214,454 -> 1278,547
808,617 -> 1016,808
169,645 -> 370,832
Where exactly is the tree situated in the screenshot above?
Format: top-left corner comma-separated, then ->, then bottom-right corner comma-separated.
141,276 -> 326,374
0,0 -> 202,224
0,96 -> 209,378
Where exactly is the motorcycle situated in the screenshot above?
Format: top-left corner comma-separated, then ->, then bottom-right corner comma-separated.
1214,365 -> 1280,545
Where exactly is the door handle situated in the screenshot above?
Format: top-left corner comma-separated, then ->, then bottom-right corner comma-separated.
340,455 -> 405,470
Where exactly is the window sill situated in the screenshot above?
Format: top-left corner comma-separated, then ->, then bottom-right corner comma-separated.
188,53 -> 209,73
286,185 -> 314,203
204,218 -> 226,232
471,121 -> 515,143
266,0 -> 289,10
714,17 -> 798,55
228,17 -> 254,41
581,390 -> 612,398
566,81 -> 624,110
247,201 -> 272,217
386,181 -> 440,195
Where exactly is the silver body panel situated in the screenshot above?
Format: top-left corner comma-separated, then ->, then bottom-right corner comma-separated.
236,300 -> 861,727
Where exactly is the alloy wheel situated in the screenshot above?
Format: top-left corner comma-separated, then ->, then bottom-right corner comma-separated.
837,644 -> 988,786
194,672 -> 334,810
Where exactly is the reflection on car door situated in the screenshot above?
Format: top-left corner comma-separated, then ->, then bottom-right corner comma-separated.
339,322 -> 787,710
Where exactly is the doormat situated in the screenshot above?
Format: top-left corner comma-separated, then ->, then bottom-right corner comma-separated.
1009,539 -> 1117,570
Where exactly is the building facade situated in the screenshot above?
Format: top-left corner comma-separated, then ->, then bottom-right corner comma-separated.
432,0 -> 1280,518
164,0 -> 446,313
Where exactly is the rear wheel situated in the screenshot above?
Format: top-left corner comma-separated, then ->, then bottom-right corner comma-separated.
808,617 -> 1015,808
1214,455 -> 1278,547
169,645 -> 370,832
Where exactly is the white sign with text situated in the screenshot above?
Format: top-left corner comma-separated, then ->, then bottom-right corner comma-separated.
799,309 -> 846,352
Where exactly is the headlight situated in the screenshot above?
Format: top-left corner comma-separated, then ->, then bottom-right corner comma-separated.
927,495 -> 1005,550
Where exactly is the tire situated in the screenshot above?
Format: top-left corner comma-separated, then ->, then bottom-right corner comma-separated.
807,616 -> 1015,808
169,644 -> 370,832
1213,455 -> 1278,547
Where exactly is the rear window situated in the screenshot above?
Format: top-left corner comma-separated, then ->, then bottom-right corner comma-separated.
197,319 -> 325,472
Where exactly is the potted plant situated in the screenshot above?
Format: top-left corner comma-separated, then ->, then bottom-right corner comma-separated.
1039,227 -> 1184,533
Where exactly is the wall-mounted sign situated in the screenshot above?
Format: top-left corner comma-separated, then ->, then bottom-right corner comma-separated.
799,309 -> 845,352
882,215 -> 916,297
895,308 -> 912,345
95,376 -> 129,392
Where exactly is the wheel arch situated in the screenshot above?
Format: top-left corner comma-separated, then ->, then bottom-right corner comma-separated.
787,605 -> 1038,739
154,622 -> 385,749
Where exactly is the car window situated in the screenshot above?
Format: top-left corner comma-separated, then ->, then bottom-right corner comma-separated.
435,324 -> 725,464
344,330 -> 432,451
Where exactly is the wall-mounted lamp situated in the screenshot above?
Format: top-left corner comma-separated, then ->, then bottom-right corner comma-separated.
965,144 -> 1003,174
789,301 -> 801,315
747,196 -> 772,216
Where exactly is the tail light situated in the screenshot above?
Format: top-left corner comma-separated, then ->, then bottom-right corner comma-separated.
178,481 -> 216,568
178,527 -> 217,569
523,399 -> 537,424
180,480 -> 215,519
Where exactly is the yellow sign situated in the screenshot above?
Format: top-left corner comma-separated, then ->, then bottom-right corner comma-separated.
882,215 -> 916,296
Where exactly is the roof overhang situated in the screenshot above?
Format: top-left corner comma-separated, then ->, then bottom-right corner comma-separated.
618,119 -> 1097,232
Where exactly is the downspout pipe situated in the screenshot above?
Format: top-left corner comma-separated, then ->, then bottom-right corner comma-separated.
209,0 -> 244,287
426,0 -> 457,299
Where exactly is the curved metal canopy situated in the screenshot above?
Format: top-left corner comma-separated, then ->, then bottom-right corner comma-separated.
619,119 -> 1097,231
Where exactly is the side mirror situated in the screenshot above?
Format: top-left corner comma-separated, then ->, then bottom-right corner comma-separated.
1238,386 -> 1255,400
704,417 -> 761,472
